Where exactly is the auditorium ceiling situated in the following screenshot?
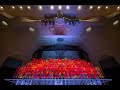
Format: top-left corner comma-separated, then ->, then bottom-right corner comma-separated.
0,5 -> 120,66
0,5 -> 120,20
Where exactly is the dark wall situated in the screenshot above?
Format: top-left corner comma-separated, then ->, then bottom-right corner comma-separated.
99,55 -> 120,85
0,56 -> 23,85
32,44 -> 90,62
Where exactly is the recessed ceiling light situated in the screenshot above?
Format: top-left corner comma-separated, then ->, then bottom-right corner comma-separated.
117,6 -> 120,10
27,6 -> 31,9
0,6 -> 4,10
97,6 -> 101,10
50,5 -> 54,10
66,5 -> 70,10
19,6 -> 23,10
58,5 -> 62,10
78,5 -> 82,10
2,21 -> 8,26
38,5 -> 42,10
105,6 -> 108,9
12,6 -> 15,9
90,6 -> 93,9
86,27 -> 92,32
29,27 -> 35,32
113,20 -> 119,25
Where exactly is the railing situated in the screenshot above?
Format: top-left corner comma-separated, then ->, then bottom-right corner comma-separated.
4,79 -> 112,85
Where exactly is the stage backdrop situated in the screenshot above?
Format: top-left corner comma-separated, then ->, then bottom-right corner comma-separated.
41,51 -> 79,59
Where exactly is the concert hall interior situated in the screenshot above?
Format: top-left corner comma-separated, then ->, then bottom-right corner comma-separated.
0,5 -> 120,85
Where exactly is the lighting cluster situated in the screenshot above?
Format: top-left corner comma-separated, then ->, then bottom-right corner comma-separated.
0,5 -> 120,11
40,11 -> 80,26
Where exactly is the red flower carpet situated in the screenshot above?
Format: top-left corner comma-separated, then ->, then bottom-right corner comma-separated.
14,58 -> 104,79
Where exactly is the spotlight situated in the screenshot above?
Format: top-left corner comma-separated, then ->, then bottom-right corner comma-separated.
105,6 -> 108,9
117,6 -> 120,10
0,6 -> 4,10
0,6 -> 3,9
27,6 -> 31,9
66,5 -> 70,10
12,6 -> 15,9
58,5 -> 62,10
38,5 -> 42,10
90,6 -> 93,9
50,5 -> 54,10
19,6 -> 23,10
78,5 -> 82,10
97,6 -> 101,10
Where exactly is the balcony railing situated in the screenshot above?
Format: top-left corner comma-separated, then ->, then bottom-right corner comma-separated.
5,79 -> 112,85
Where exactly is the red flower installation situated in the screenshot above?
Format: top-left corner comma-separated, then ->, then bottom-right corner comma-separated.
14,58 -> 103,79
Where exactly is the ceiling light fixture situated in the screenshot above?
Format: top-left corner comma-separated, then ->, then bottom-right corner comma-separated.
105,6 -> 108,9
90,6 -> 93,9
38,5 -> 42,10
66,5 -> 70,10
27,6 -> 31,9
12,6 -> 15,9
86,27 -> 92,32
19,6 -> 23,10
117,6 -> 120,10
2,21 -> 8,26
97,6 -> 101,10
29,27 -> 35,32
50,5 -> 54,10
78,5 -> 82,10
0,6 -> 4,10
113,20 -> 119,25
58,5 -> 62,10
